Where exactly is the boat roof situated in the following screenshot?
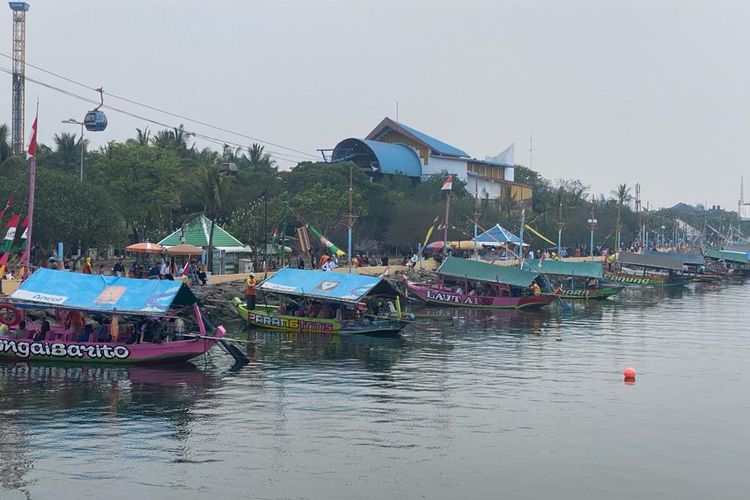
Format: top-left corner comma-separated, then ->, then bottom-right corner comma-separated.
704,248 -> 750,264
617,252 -> 684,271
524,259 -> 603,278
644,251 -> 705,266
437,257 -> 538,287
10,268 -> 198,316
258,268 -> 399,304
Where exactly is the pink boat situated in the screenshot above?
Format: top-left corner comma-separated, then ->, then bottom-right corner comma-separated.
406,281 -> 555,310
0,268 -> 226,365
406,256 -> 556,310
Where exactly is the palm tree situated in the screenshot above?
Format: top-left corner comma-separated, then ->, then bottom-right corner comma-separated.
152,125 -> 194,157
53,132 -> 87,171
245,143 -> 277,172
611,183 -> 633,249
135,127 -> 151,146
194,163 -> 230,271
0,124 -> 12,167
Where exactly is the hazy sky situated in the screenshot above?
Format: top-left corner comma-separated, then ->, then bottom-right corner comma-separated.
1,0 -> 748,210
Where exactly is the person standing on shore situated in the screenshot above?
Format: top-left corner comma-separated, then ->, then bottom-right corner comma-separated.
82,257 -> 93,274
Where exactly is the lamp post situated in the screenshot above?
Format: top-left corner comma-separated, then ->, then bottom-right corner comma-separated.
587,217 -> 598,259
61,118 -> 85,183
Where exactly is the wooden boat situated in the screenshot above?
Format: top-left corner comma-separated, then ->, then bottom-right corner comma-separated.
0,269 -> 225,365
233,268 -> 410,336
406,257 -> 555,310
523,258 -> 624,300
703,248 -> 750,277
603,252 -> 691,287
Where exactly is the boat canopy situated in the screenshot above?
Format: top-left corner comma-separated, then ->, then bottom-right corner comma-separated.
524,259 -> 603,278
10,268 -> 198,316
645,251 -> 704,266
617,252 -> 684,271
471,224 -> 527,247
258,268 -> 399,304
704,248 -> 750,264
437,257 -> 538,287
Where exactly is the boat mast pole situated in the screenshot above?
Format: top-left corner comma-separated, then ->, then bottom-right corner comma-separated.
518,207 -> 526,269
23,155 -> 35,278
557,189 -> 564,258
473,178 -> 479,260
347,163 -> 354,273
443,183 -> 452,258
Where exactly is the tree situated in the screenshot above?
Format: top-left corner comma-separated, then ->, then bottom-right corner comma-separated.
244,143 -> 277,172
611,183 -> 633,249
193,164 -> 230,271
51,132 -> 86,172
88,142 -> 182,241
0,124 -> 11,167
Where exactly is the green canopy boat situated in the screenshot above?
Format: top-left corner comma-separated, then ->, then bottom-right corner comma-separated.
524,259 -> 624,300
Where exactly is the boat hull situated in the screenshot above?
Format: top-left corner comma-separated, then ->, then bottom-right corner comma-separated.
231,298 -> 406,336
558,286 -> 624,300
0,336 -> 218,365
406,282 -> 555,310
603,272 -> 690,287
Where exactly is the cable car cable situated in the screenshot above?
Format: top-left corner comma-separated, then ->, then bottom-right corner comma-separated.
0,52 -> 318,159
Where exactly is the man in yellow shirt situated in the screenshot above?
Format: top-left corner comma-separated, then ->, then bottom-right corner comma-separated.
246,273 -> 257,311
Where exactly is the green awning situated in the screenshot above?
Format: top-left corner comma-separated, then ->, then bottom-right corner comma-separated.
704,248 -> 749,264
437,257 -> 538,287
524,259 -> 603,278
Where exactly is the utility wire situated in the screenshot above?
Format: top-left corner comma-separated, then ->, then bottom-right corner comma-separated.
0,66 -> 314,164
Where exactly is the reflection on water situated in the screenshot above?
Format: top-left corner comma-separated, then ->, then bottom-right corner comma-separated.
1,281 -> 750,499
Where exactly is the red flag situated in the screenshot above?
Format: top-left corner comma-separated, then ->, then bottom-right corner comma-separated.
27,113 -> 38,157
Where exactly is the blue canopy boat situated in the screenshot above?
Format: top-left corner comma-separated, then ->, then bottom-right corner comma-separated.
232,268 -> 410,335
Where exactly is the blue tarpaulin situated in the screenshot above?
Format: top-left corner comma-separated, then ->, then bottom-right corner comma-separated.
10,268 -> 197,315
259,268 -> 398,304
472,224 -> 524,246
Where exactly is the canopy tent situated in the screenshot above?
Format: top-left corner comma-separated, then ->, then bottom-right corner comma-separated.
436,257 -> 539,287
704,248 -> 750,264
472,224 -> 527,247
165,243 -> 203,256
617,252 -> 684,271
10,268 -> 198,316
125,242 -> 165,254
259,268 -> 399,304
158,214 -> 251,253
524,259 -> 603,278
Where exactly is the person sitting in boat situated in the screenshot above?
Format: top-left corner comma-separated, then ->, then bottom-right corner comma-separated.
77,324 -> 94,343
317,304 -> 333,319
586,278 -> 599,289
96,322 -> 111,342
11,320 -> 26,339
554,285 -> 564,295
454,285 -> 464,295
33,321 -> 51,342
530,281 -> 542,296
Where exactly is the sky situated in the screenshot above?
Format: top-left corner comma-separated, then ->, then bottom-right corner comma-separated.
1,0 -> 748,210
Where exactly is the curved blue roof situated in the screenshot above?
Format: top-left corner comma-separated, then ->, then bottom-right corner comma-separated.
361,139 -> 422,177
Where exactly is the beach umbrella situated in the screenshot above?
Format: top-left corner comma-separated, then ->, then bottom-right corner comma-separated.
126,242 -> 165,254
165,243 -> 203,256
426,241 -> 452,250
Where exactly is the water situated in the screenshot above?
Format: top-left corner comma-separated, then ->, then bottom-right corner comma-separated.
1,282 -> 749,499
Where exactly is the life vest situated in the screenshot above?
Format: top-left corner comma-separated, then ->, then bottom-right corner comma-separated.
246,277 -> 257,296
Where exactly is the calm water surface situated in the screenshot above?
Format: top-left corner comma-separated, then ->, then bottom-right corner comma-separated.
1,282 -> 749,499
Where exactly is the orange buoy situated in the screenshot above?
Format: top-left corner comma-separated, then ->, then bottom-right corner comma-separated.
623,367 -> 636,381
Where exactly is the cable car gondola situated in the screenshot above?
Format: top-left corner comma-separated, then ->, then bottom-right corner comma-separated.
84,87 -> 108,132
